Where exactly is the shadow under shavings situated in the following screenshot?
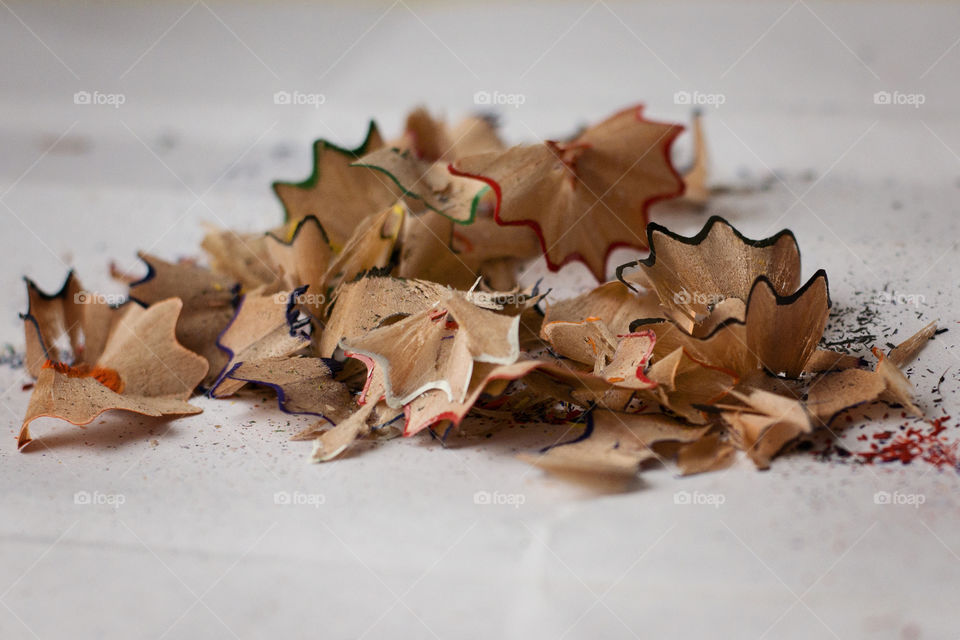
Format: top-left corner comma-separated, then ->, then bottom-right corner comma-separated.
430,416 -> 652,494
20,414 -> 182,453
436,415 -> 588,455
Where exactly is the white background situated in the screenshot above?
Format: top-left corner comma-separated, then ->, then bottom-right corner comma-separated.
2,1 -> 959,638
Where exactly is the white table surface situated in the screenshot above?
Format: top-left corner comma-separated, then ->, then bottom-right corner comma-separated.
2,1 -> 960,638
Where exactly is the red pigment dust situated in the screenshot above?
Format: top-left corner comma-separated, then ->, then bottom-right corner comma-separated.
854,415 -> 958,469
43,360 -> 124,393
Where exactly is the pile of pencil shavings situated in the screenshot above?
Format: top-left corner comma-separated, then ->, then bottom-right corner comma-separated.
17,104 -> 939,484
